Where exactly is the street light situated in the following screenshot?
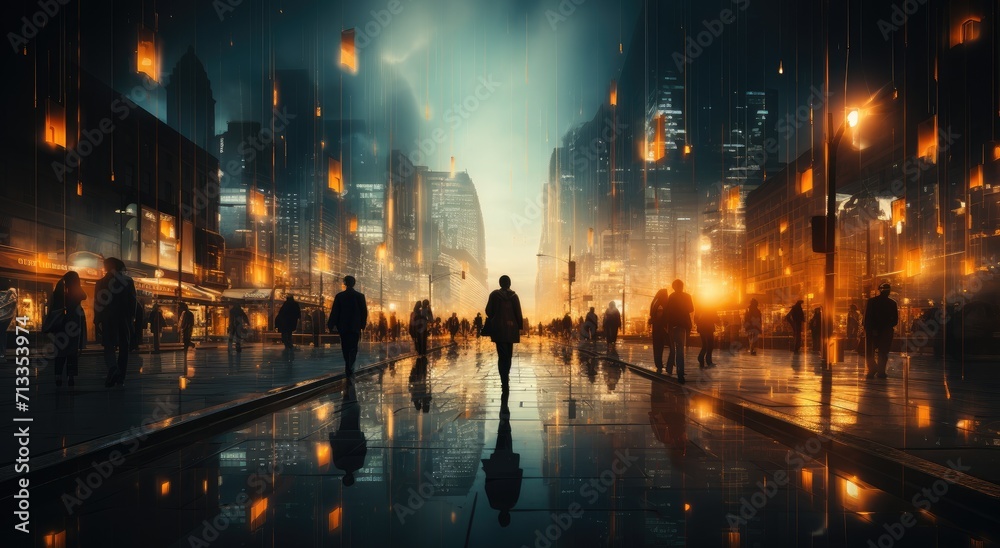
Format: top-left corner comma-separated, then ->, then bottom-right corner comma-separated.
822,86 -> 894,369
376,243 -> 387,315
536,245 -> 574,317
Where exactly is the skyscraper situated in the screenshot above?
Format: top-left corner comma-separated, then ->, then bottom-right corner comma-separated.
165,46 -> 216,151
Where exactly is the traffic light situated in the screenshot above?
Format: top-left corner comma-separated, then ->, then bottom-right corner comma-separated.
461,270 -> 466,280
811,215 -> 832,253
568,261 -> 576,283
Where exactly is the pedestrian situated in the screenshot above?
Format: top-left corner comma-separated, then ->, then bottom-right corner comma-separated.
377,312 -> 388,342
649,287 -> 673,372
228,303 -> 250,353
664,279 -> 694,384
178,303 -> 195,352
276,295 -> 301,350
696,306 -> 720,368
461,317 -> 471,338
485,275 -> 524,391
149,303 -> 165,352
329,378 -> 367,486
602,301 -> 621,351
311,307 -> 325,347
785,300 -> 806,354
743,298 -> 763,355
480,389 -> 522,527
846,304 -> 862,351
94,257 -> 137,387
131,298 -> 145,351
0,282 -> 17,361
584,307 -> 600,343
561,313 -> 573,339
863,282 -> 899,379
473,312 -> 484,337
808,307 -> 822,354
328,275 -> 369,374
410,302 -> 427,355
389,311 -> 399,341
447,312 -> 460,342
46,271 -> 86,387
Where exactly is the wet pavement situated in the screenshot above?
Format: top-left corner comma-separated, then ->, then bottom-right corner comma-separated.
592,338 -> 1000,486
12,340 -> 997,547
0,339 -> 426,466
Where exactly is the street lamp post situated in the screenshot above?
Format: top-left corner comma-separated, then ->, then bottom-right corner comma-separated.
536,245 -> 574,318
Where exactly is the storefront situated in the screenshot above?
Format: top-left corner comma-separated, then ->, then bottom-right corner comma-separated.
133,278 -> 225,342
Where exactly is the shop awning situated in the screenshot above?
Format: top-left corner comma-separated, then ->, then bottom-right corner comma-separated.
222,288 -> 275,301
133,278 -> 222,303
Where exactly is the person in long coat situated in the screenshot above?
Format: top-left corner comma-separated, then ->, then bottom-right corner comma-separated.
49,271 -> 87,387
276,295 -> 301,350
603,301 -> 622,350
485,275 -> 524,390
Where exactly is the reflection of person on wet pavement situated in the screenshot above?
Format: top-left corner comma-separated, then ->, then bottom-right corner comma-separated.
409,356 -> 432,412
648,379 -> 687,461
481,390 -> 522,527
485,275 -> 524,391
329,378 -> 367,486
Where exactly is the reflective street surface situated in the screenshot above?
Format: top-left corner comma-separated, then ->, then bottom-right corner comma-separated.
17,340 -> 996,547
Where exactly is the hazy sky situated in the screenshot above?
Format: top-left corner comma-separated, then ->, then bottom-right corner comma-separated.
153,0 -> 641,311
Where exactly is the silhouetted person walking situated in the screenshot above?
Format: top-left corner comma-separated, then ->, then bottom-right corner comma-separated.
409,302 -> 427,355
696,307 -> 720,368
228,303 -> 250,353
276,295 -> 301,350
131,298 -> 145,351
473,312 -> 483,338
446,312 -> 460,342
603,301 -> 621,350
329,378 -> 367,486
149,303 -> 165,352
743,299 -> 763,356
785,300 -> 805,354
584,307 -> 600,343
649,287 -> 673,372
561,313 -> 573,339
664,279 -> 694,384
485,275 -> 524,391
178,303 -> 195,352
864,282 -> 898,380
94,257 -> 137,387
328,276 -> 368,374
47,271 -> 86,387
808,307 -> 822,354
311,307 -> 324,347
481,389 -> 522,527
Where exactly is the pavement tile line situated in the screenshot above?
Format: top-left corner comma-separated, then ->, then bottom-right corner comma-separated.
565,342 -> 1000,539
0,344 -> 454,491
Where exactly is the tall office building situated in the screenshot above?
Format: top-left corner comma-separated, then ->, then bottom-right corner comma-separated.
165,46 -> 216,151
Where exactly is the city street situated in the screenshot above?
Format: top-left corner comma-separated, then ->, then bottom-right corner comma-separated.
7,338 -> 998,546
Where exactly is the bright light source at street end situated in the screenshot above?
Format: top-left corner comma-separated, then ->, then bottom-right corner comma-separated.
847,109 -> 860,128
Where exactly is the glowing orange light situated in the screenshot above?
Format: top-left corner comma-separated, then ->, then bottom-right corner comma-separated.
917,405 -> 930,427
328,158 -> 343,193
801,469 -> 813,493
44,99 -> 66,148
891,198 -> 906,225
798,167 -> 813,194
349,216 -> 358,233
250,498 -> 268,531
328,507 -> 342,531
316,442 -> 331,468
179,376 -> 188,390
653,115 -> 666,161
340,29 -> 357,73
970,165 -> 984,189
609,79 -> 617,106
136,28 -> 158,81
315,106 -> 322,117
918,116 -> 938,163
250,190 -> 266,216
203,479 -> 208,493
44,531 -> 66,548
450,156 -> 456,178
906,248 -> 922,277
845,480 -> 860,499
160,481 -> 170,496
76,182 -> 83,196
